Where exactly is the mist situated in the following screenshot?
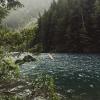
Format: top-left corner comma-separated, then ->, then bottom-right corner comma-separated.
2,0 -> 53,29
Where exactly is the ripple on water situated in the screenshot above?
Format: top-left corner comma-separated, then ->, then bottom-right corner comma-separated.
20,53 -> 100,94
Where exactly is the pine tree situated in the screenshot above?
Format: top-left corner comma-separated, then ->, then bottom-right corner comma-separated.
37,0 -> 100,53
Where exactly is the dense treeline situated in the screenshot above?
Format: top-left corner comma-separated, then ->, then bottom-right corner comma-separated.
37,0 -> 100,53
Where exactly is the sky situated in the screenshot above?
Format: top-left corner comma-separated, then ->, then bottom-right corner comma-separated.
2,0 -> 53,29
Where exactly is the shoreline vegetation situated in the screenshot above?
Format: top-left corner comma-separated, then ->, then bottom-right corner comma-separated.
1,51 -> 100,100
0,48 -> 59,100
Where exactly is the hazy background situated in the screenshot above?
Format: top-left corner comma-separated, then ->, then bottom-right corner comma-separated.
2,0 -> 53,29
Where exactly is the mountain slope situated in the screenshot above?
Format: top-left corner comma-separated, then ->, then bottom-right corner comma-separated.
2,0 -> 53,29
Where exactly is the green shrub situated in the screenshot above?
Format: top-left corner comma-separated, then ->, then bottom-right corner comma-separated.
32,74 -> 60,100
0,47 -> 19,80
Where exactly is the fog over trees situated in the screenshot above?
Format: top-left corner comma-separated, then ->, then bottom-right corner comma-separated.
2,0 -> 53,29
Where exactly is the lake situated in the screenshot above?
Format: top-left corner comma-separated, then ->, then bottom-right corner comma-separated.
20,53 -> 100,97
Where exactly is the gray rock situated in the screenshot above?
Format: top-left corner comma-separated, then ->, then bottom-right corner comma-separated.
34,96 -> 46,100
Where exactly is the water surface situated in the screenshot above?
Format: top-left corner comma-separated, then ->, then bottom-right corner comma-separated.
20,53 -> 100,95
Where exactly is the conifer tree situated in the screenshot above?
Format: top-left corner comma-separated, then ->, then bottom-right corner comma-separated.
37,0 -> 100,52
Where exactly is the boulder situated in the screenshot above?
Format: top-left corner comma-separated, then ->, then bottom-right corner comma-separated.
15,59 -> 24,65
15,55 -> 36,65
23,55 -> 36,62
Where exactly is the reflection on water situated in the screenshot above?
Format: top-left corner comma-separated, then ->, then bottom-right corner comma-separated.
20,53 -> 100,97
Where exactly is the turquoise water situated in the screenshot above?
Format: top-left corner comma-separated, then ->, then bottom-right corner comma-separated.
20,53 -> 100,96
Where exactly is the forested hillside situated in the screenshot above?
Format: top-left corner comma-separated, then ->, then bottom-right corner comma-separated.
37,0 -> 100,53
